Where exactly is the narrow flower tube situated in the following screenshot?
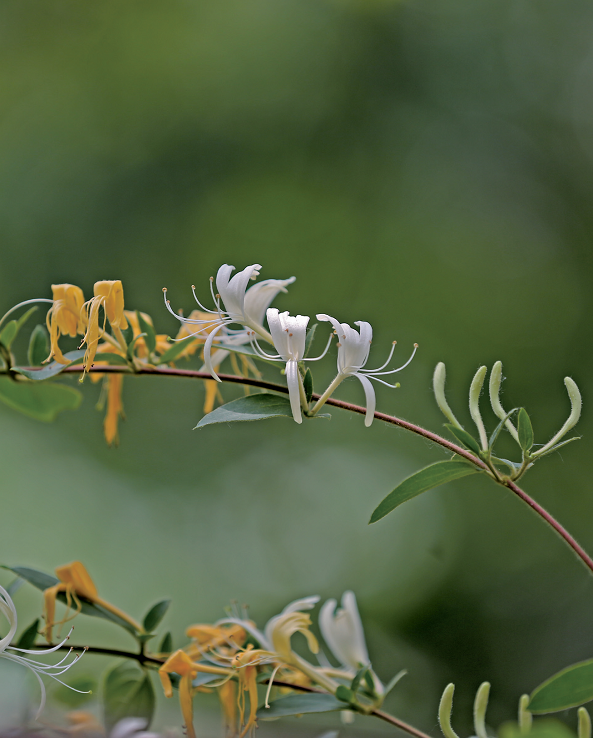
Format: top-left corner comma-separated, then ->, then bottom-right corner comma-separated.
469,366 -> 488,451
473,682 -> 490,738
433,363 -> 463,430
438,684 -> 460,738
531,377 -> 582,457
488,361 -> 519,442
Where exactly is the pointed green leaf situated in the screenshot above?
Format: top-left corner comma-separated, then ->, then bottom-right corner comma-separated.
350,665 -> 369,694
303,368 -> 313,404
529,659 -> 593,713
136,312 -> 156,354
383,669 -> 407,696
518,408 -> 534,452
257,692 -> 349,719
3,566 -> 140,636
13,350 -> 86,380
157,336 -> 199,364
28,325 -> 50,366
536,437 -> 581,457
94,352 -> 130,366
444,424 -> 482,455
120,323 -> 135,346
370,461 -> 480,524
0,307 -> 38,350
142,600 -> 170,633
488,408 -> 519,450
335,685 -> 354,703
0,377 -> 82,421
103,662 -> 155,730
127,333 -> 147,360
195,393 -> 294,427
158,632 -> 173,654
15,619 -> 40,649
304,323 -> 318,358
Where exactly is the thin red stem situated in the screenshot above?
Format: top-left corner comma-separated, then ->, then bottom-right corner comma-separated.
505,479 -> 593,575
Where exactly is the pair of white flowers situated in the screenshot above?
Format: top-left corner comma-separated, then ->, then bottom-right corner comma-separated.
165,263 -> 417,425
219,590 -> 383,698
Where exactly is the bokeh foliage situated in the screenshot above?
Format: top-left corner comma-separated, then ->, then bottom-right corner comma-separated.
1,0 -> 593,733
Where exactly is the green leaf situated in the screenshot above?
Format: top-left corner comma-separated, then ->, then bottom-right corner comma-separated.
15,619 -> 40,649
536,437 -> 581,457
350,665 -> 369,694
304,323 -> 318,358
28,325 -> 50,366
0,377 -> 82,421
257,692 -> 349,719
94,352 -> 129,366
529,659 -> 593,713
120,323 -> 135,346
499,718 -> 577,738
0,321 -> 17,350
303,368 -> 313,404
158,632 -> 173,654
0,307 -> 38,350
444,424 -> 482,455
157,336 -> 198,364
136,311 -> 156,354
488,408 -> 518,450
142,599 -> 170,633
3,566 -> 140,636
195,393 -> 294,428
383,669 -> 407,696
518,408 -> 534,452
13,349 -> 86,380
127,333 -> 147,360
335,685 -> 354,703
103,662 -> 155,730
369,460 -> 480,524
53,674 -> 95,708
192,671 -> 225,688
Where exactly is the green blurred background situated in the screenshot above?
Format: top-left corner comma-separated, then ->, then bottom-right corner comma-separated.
1,0 -> 593,734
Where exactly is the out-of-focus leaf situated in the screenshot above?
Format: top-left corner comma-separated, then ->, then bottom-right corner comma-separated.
94,352 -> 129,366
103,662 -> 155,730
127,333 -> 147,360
304,323 -> 318,358
0,307 -> 38,350
120,323 -> 135,346
518,408 -> 534,452
13,350 -> 85,380
335,685 -> 354,703
136,312 -> 156,354
195,393 -> 294,427
192,671 -> 225,688
158,632 -> 173,654
529,659 -> 593,713
488,408 -> 518,449
157,336 -> 198,364
303,367 -> 313,404
0,377 -> 82,421
369,461 -> 479,523
142,600 -> 170,632
257,692 -> 349,719
28,325 -> 50,366
445,424 -> 482,455
499,720 -> 577,738
383,669 -> 407,696
3,566 -> 140,636
15,619 -> 39,649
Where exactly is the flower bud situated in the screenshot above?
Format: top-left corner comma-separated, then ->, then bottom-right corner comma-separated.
433,362 -> 463,430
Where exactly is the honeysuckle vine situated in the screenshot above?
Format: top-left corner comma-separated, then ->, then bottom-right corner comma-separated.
0,264 -> 590,736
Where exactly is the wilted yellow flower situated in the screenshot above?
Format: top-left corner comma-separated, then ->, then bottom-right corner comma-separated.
42,561 -> 142,642
103,373 -> 124,446
45,284 -> 85,364
80,281 -> 128,378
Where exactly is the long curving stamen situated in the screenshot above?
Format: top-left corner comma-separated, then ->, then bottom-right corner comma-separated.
361,343 -> 418,375
365,375 -> 400,389
305,333 -> 334,361
249,333 -> 282,360
188,283 -> 223,315
11,628 -> 74,655
264,665 -> 281,708
367,340 -> 398,373
163,289 -> 223,324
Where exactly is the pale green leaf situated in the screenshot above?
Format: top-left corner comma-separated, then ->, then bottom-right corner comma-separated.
0,377 -> 82,421
195,393 -> 294,427
257,692 -> 348,719
103,662 -> 155,730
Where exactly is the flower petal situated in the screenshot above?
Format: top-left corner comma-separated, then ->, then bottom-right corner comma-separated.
285,360 -> 302,423
354,373 -> 376,427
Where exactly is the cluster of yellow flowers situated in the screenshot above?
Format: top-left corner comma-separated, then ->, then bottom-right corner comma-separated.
39,562 -> 382,738
43,280 -> 222,445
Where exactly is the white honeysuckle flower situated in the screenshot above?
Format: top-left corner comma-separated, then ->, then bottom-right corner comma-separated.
0,584 -> 86,717
163,264 -> 295,380
249,309 -> 331,424
315,314 -> 417,427
110,717 -> 161,738
319,591 -> 384,696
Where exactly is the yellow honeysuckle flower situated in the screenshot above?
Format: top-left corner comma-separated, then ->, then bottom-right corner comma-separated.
80,281 -> 128,379
42,561 -> 142,642
218,679 -> 237,737
45,284 -> 86,364
185,623 -> 247,658
159,650 -> 231,738
232,646 -> 271,738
